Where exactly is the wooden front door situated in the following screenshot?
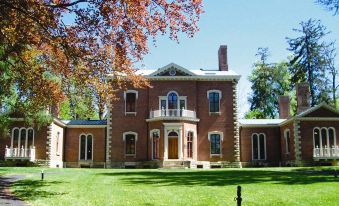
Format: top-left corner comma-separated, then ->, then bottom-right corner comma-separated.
168,137 -> 178,159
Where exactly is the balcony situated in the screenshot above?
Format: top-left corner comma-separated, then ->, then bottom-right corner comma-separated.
147,109 -> 199,122
313,146 -> 339,160
5,146 -> 36,161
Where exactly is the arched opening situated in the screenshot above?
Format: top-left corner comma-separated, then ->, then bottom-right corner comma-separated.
168,131 -> 178,159
168,92 -> 178,109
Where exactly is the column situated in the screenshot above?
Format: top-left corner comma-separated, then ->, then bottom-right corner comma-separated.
164,129 -> 168,160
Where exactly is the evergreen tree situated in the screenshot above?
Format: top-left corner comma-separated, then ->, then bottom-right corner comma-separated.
287,19 -> 334,106
247,48 -> 290,119
316,0 -> 339,15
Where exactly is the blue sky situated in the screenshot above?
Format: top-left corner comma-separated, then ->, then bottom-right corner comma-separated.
137,0 -> 339,117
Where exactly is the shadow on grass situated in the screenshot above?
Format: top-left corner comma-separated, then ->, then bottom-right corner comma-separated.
11,179 -> 67,201
97,168 -> 338,187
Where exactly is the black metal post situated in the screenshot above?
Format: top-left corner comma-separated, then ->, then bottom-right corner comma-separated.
234,185 -> 242,206
41,170 -> 44,181
334,169 -> 337,178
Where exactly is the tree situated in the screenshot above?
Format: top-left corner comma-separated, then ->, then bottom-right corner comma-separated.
316,0 -> 339,15
247,48 -> 290,119
287,19 -> 334,106
324,44 -> 338,108
0,0 -> 203,120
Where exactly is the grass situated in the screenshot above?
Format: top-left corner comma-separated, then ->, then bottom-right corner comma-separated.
0,167 -> 338,206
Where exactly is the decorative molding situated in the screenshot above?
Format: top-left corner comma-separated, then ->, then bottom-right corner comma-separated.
106,104 -> 112,166
232,81 -> 241,167
293,120 -> 302,164
146,117 -> 200,122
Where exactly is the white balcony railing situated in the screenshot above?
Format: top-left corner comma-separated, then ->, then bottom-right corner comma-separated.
150,109 -> 196,119
313,146 -> 339,159
5,146 -> 36,161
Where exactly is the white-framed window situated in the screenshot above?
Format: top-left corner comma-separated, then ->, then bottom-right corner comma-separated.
123,131 -> 138,157
207,90 -> 222,113
79,133 -> 93,161
252,133 -> 266,160
208,131 -> 223,156
124,90 -> 138,115
158,91 -> 187,110
10,127 -> 34,150
313,127 -> 336,149
284,129 -> 290,154
187,131 -> 194,158
150,129 -> 160,160
56,132 -> 60,156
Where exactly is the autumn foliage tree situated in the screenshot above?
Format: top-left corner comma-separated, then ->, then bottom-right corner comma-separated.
0,0 -> 203,123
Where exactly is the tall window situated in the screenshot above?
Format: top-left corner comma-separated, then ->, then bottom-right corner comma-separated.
11,127 -> 34,150
284,129 -> 290,154
168,92 -> 178,109
151,130 -> 160,159
187,131 -> 193,158
252,133 -> 266,160
313,127 -> 336,148
79,134 -> 93,160
124,132 -> 137,156
209,132 -> 222,155
207,90 -> 221,113
56,132 -> 60,155
124,90 -> 138,114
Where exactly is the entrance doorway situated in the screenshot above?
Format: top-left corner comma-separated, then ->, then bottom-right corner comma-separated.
168,131 -> 178,159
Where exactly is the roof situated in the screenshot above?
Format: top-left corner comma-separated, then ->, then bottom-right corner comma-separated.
108,63 -> 241,81
238,119 -> 286,127
62,120 -> 107,125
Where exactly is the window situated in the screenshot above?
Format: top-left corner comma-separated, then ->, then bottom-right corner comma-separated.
313,127 -> 336,149
11,127 -> 34,150
151,130 -> 160,159
284,129 -> 290,154
208,132 -> 223,156
187,131 -> 193,158
168,92 -> 178,109
252,133 -> 266,160
124,132 -> 137,156
207,90 -> 222,113
124,90 -> 138,114
79,134 -> 93,160
56,132 -> 60,156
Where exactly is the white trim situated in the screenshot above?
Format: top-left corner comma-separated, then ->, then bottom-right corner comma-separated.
313,127 -> 337,149
208,131 -> 223,157
167,91 -> 180,110
251,133 -> 267,160
150,129 -> 160,160
66,125 -> 106,128
78,133 -> 94,161
123,131 -> 138,157
149,63 -> 196,76
284,129 -> 290,154
207,90 -> 222,114
163,124 -> 183,160
124,90 -> 138,115
146,117 -> 200,122
186,130 -> 194,159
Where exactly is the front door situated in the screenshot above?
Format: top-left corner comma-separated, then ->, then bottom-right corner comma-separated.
168,137 -> 178,159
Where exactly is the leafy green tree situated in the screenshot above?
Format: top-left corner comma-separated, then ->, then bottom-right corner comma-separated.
247,48 -> 291,119
287,19 -> 334,106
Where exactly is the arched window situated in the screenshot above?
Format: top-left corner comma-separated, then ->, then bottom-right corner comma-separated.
208,132 -> 223,156
284,129 -> 290,154
27,128 -> 34,148
207,90 -> 222,113
151,130 -> 160,160
123,132 -> 137,156
79,134 -> 93,160
168,92 -> 178,109
313,127 -> 336,149
19,128 -> 26,149
124,90 -> 138,114
252,133 -> 266,160
11,128 -> 19,149
187,131 -> 193,158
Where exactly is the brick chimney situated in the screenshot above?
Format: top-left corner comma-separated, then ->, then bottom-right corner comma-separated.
278,96 -> 290,119
50,104 -> 60,118
218,45 -> 228,71
296,82 -> 310,114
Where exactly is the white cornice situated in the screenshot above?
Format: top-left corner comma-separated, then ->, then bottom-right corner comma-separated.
146,117 -> 200,122
145,75 -> 240,81
67,125 -> 107,128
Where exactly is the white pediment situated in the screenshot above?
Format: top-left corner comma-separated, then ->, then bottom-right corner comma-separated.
149,63 -> 196,77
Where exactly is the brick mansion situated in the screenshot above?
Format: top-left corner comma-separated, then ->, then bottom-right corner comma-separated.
1,46 -> 338,168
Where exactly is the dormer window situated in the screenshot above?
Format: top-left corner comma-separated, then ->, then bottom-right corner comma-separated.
207,90 -> 222,113
124,90 -> 138,115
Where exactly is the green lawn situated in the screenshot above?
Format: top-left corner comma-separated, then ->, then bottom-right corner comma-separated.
0,167 -> 338,206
